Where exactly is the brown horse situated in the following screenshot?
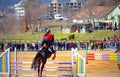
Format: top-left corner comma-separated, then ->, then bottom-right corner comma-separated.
31,47 -> 56,77
94,40 -> 104,51
115,49 -> 120,53
115,41 -> 120,53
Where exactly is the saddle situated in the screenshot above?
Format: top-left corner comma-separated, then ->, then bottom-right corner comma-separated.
39,48 -> 52,58
39,48 -> 46,58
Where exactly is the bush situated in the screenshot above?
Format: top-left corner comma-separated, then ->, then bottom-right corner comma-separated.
60,38 -> 67,41
68,34 -> 75,40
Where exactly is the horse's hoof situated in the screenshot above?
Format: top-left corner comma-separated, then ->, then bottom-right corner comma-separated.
52,57 -> 55,60
31,65 -> 33,69
39,74 -> 42,77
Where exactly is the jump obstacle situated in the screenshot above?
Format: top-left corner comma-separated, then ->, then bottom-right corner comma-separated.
87,53 -> 120,60
0,48 -> 10,77
0,48 -> 86,77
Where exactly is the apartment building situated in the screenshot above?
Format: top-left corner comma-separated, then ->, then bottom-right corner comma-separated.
49,0 -> 82,15
49,0 -> 62,14
14,0 -> 26,20
65,0 -> 81,11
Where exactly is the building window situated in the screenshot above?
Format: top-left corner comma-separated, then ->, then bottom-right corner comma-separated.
78,3 -> 81,5
111,17 -> 114,20
70,3 -> 73,5
118,5 -> 120,9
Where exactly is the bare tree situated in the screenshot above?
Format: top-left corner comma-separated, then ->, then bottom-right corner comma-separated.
24,0 -> 49,34
0,11 -> 23,39
84,0 -> 120,8
5,13 -> 22,35
24,0 -> 38,33
0,14 -> 5,34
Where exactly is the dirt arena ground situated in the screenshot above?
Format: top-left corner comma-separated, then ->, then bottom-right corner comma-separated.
80,50 -> 120,77
0,50 -> 120,77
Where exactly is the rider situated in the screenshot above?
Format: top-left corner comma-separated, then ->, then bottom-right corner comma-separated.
40,29 -> 55,54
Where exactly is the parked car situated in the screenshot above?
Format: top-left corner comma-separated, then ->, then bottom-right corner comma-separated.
54,14 -> 68,20
62,17 -> 68,20
43,15 -> 54,20
54,14 -> 63,20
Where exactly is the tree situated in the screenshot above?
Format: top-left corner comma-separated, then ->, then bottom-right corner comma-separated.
24,0 -> 49,34
0,11 -> 23,39
84,0 -> 120,8
24,16 -> 28,32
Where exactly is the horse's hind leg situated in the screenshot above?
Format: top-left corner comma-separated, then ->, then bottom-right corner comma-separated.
40,59 -> 47,77
38,59 -> 41,77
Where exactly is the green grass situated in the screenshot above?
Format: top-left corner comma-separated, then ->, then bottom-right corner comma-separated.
75,30 -> 120,41
1,30 -> 120,42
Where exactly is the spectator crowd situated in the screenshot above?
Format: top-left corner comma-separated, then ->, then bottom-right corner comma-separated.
0,35 -> 120,52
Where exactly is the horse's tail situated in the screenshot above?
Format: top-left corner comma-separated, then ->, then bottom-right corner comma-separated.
31,51 -> 41,70
31,59 -> 37,70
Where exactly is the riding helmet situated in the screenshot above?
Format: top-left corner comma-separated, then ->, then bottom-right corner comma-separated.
46,29 -> 50,33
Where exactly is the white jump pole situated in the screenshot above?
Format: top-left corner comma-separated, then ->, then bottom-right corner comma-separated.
8,48 -> 10,77
71,48 -> 74,77
14,47 -> 17,77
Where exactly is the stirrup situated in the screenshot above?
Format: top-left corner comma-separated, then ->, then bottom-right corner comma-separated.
48,48 -> 52,52
39,47 -> 42,51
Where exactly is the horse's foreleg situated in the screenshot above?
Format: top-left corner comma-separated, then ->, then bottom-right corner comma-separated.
52,51 -> 56,60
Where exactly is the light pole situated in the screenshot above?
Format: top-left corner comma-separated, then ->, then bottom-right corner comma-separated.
92,10 -> 95,30
3,14 -> 8,44
5,22 -> 8,44
37,18 -> 41,41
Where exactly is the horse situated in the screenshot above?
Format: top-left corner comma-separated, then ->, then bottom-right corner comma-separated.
114,41 -> 120,53
115,49 -> 120,53
93,40 -> 104,51
31,46 -> 56,77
